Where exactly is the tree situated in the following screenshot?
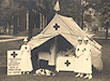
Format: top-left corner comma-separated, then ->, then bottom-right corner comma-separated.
14,0 -> 52,38
0,0 -> 25,34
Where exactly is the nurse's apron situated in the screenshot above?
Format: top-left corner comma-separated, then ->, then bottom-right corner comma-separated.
20,45 -> 33,72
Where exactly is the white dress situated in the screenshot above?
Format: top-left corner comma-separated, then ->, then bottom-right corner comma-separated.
82,44 -> 92,73
74,44 -> 85,73
74,44 -> 92,73
20,44 -> 33,72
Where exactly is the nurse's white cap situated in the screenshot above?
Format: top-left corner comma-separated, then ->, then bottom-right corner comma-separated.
84,37 -> 89,40
23,38 -> 28,42
78,37 -> 82,40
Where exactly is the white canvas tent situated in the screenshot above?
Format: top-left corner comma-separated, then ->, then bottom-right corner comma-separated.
28,13 -> 103,70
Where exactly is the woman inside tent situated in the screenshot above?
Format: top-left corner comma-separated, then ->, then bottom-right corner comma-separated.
20,38 -> 33,74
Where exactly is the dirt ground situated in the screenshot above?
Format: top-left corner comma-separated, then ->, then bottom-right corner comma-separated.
0,39 -> 110,81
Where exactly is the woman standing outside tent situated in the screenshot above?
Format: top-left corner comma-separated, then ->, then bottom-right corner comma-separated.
74,37 -> 92,79
75,37 -> 84,78
82,37 -> 92,79
20,38 -> 33,74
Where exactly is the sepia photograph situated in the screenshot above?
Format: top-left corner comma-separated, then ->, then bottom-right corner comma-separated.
0,0 -> 110,81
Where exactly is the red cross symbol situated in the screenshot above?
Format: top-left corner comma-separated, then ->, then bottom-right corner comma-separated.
65,60 -> 71,67
53,23 -> 60,30
11,51 -> 18,58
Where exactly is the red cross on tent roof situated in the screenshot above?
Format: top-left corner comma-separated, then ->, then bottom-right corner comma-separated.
53,23 -> 60,30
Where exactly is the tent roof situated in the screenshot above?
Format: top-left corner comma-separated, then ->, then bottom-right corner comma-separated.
28,13 -> 102,51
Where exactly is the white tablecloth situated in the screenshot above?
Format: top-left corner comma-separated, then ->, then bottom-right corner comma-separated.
56,55 -> 76,72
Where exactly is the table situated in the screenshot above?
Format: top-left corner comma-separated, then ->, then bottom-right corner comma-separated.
56,55 -> 76,72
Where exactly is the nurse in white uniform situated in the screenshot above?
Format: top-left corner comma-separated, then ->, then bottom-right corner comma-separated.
20,38 -> 33,74
83,37 -> 92,79
75,37 -> 84,78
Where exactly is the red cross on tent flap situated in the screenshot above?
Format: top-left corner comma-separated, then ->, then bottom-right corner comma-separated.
64,60 -> 71,67
11,51 -> 18,58
53,23 -> 60,30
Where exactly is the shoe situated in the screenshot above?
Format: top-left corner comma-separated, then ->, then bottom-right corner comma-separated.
26,72 -> 30,74
80,74 -> 83,78
88,75 -> 92,79
75,73 -> 80,78
84,75 -> 89,79
22,72 -> 25,75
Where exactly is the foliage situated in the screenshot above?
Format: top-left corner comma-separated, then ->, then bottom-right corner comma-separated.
0,0 -> 110,29
0,0 -> 25,25
83,0 -> 110,30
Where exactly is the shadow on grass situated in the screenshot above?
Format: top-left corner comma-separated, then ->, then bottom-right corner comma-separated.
0,67 -> 7,75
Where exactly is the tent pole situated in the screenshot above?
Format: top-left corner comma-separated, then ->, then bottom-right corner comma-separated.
49,37 -> 57,66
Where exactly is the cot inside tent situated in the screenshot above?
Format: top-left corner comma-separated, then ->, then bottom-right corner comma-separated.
28,13 -> 103,70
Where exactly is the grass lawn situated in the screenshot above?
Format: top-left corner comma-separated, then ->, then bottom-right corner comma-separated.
0,39 -> 110,81
91,31 -> 110,38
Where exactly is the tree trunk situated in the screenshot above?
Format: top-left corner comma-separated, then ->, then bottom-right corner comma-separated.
13,16 -> 18,35
28,10 -> 33,40
105,23 -> 109,40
